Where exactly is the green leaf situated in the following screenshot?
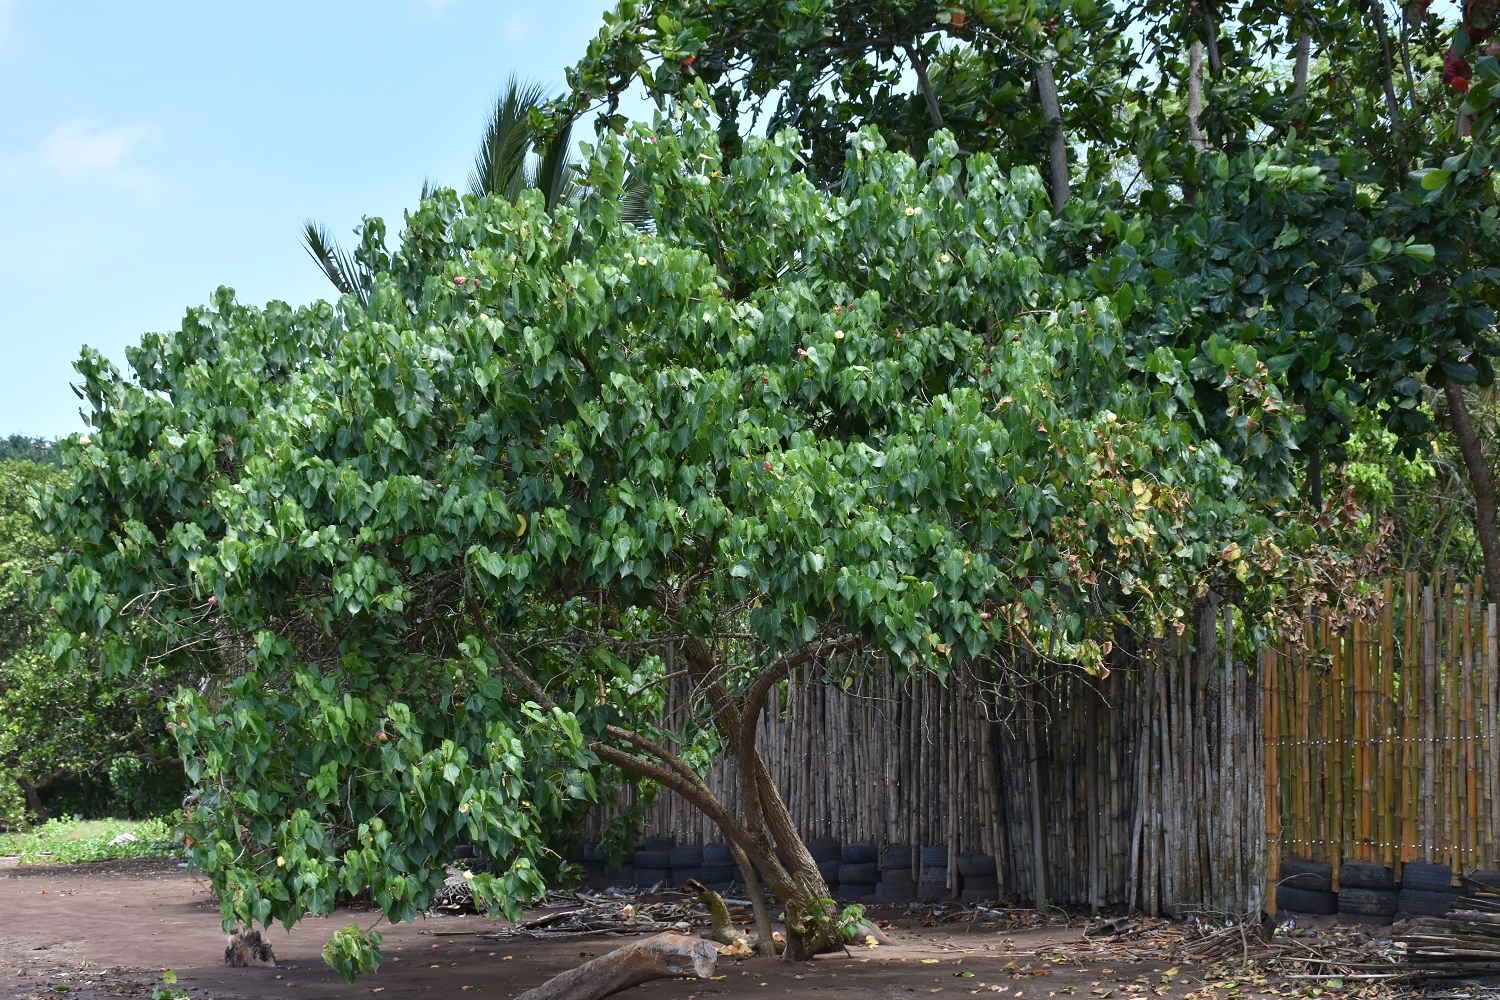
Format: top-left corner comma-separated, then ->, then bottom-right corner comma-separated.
1419,169 -> 1452,191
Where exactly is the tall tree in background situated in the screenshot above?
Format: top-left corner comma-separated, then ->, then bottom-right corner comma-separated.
552,0 -> 1500,596
0,459 -> 180,826
304,76 -> 576,305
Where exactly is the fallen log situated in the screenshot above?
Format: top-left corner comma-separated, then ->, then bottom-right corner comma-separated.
514,933 -> 719,1000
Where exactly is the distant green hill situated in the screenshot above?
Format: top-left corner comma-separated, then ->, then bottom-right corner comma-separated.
0,436 -> 62,468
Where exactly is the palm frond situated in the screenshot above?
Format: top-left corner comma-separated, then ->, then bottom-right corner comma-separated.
471,76 -> 550,201
302,221 -> 369,306
536,119 -> 577,214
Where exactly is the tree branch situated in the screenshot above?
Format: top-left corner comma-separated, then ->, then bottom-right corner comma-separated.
737,634 -> 861,756
901,41 -> 945,129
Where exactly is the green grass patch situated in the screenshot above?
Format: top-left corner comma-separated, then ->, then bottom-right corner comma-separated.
0,816 -> 180,864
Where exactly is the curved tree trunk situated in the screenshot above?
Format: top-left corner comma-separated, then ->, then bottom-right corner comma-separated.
476,606 -> 855,964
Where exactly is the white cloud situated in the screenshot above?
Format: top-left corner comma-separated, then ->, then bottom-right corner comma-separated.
36,119 -> 164,194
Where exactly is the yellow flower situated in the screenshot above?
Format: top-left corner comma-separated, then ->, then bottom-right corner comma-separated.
276,856 -> 285,867
940,253 -> 951,264
638,256 -> 648,266
834,330 -> 844,340
904,206 -> 915,216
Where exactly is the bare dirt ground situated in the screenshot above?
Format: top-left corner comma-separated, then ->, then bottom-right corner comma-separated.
0,857 -> 1423,1000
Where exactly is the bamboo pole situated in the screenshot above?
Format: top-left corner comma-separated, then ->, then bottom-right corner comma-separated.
1382,582 -> 1397,867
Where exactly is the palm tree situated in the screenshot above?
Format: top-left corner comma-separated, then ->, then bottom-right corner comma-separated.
304,76 -> 575,303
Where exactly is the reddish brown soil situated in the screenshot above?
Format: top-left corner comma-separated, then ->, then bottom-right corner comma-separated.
1,858 -> 1202,1000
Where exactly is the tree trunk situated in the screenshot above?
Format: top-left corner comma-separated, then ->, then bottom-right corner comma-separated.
1035,61 -> 1070,211
1445,379 -> 1500,603
18,777 -> 46,825
1291,31 -> 1310,101
513,934 -> 718,1000
1187,40 -> 1207,153
725,839 -> 778,957
1200,2 -> 1222,75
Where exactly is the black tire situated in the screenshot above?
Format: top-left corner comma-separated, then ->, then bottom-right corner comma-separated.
809,844 -> 842,864
879,869 -> 913,885
669,846 -> 704,868
1402,863 -> 1458,893
1278,859 -> 1333,893
582,842 -> 601,862
840,862 -> 880,885
604,866 -> 634,885
1276,886 -> 1338,914
702,843 -> 733,864
699,863 -> 738,882
635,867 -> 672,887
1339,863 -> 1396,890
1338,912 -> 1394,926
841,844 -> 878,865
817,861 -> 842,885
643,836 -> 675,851
634,850 -> 671,869
1466,871 -> 1500,894
674,866 -> 702,884
1398,889 -> 1458,916
963,878 -> 1000,898
875,880 -> 916,901
881,846 -> 913,870
922,845 -> 949,868
957,854 -> 998,878
1338,887 -> 1399,915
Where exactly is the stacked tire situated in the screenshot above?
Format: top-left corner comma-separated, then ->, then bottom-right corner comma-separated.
958,854 -> 1000,903
670,845 -> 704,888
698,843 -> 737,891
875,845 -> 917,902
580,842 -> 607,888
1337,863 -> 1398,924
838,844 -> 879,900
605,851 -> 636,887
1398,862 -> 1459,918
635,838 -> 673,888
1276,859 -> 1337,915
919,845 -> 952,902
809,839 -> 843,895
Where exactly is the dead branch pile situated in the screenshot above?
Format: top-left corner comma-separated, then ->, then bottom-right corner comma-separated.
432,887 -> 760,941
1395,888 -> 1500,979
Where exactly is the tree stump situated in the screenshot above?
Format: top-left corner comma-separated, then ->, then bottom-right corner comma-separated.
514,933 -> 719,1000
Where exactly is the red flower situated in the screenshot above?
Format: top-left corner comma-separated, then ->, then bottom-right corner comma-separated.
763,461 -> 772,471
681,54 -> 696,66
1444,48 -> 1472,90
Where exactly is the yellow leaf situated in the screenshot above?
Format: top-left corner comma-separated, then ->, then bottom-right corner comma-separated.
922,958 -> 941,964
516,513 -> 527,537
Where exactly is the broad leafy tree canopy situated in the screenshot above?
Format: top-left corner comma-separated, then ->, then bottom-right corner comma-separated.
38,105 -> 1265,956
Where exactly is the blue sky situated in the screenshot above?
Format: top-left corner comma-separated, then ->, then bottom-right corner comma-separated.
0,0 -> 648,438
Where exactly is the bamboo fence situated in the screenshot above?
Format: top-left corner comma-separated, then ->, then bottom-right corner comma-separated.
577,579 -> 1495,916
581,598 -> 1265,914
1263,572 -> 1500,912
